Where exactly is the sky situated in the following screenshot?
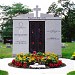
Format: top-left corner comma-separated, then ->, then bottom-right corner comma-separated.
0,0 -> 75,13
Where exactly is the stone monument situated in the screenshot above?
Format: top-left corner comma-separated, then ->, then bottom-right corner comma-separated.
13,5 -> 61,57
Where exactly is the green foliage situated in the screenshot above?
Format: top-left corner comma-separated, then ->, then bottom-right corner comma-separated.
59,1 -> 75,42
48,2 -> 57,13
48,2 -> 63,16
0,43 -> 12,58
0,42 -> 75,59
0,3 -> 31,39
48,0 -> 75,42
62,10 -> 75,42
0,3 -> 31,17
62,42 -> 75,59
71,52 -> 75,60
67,71 -> 75,75
10,52 -> 61,68
6,3 -> 31,17
1,19 -> 13,39
37,52 -> 43,56
0,70 -> 8,75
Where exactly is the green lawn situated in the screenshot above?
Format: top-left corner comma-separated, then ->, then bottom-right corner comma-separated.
0,43 -> 12,58
0,70 -> 8,75
0,42 -> 75,59
0,42 -> 75,75
62,42 -> 75,59
67,71 -> 75,75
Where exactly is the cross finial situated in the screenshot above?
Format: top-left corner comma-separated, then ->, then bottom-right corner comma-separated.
33,5 -> 41,17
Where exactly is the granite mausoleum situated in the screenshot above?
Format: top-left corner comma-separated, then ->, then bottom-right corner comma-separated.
13,5 -> 61,57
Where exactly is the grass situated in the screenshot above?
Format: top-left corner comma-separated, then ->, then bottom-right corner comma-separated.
0,42 -> 75,59
0,70 -> 8,75
0,42 -> 12,58
62,42 -> 75,59
67,71 -> 75,75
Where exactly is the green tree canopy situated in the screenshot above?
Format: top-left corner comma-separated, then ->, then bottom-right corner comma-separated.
0,3 -> 31,17
48,2 -> 57,13
48,0 -> 75,42
0,3 -> 32,43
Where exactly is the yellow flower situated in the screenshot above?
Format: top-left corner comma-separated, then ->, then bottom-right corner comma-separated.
23,56 -> 26,59
47,56 -> 51,59
31,57 -> 35,61
41,57 -> 44,60
72,52 -> 75,57
55,57 -> 58,61
19,57 -> 22,60
72,54 -> 75,57
29,59 -> 31,62
73,52 -> 75,55
43,53 -> 45,55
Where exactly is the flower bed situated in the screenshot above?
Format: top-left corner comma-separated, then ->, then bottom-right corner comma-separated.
8,51 -> 65,68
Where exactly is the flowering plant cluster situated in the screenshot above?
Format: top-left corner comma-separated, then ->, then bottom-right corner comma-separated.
71,52 -> 75,60
9,51 -> 63,68
49,60 -> 62,68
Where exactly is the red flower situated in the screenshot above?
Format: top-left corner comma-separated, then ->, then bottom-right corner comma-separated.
23,62 -> 27,68
54,63 -> 58,67
15,61 -> 22,67
49,60 -> 62,68
12,59 -> 16,65
49,63 -> 54,67
39,56 -> 43,59
58,60 -> 62,66
33,51 -> 36,54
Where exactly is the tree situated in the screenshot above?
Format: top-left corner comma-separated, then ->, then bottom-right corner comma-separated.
62,9 -> 75,42
59,0 -> 75,42
0,3 -> 31,43
48,2 -> 57,13
48,0 -> 75,42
